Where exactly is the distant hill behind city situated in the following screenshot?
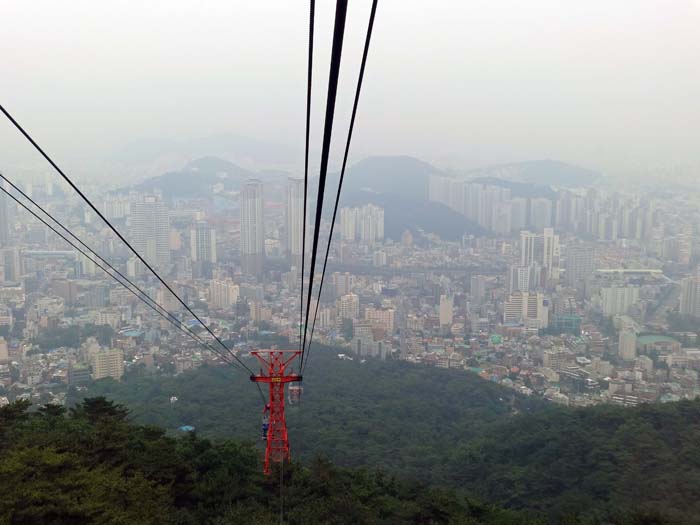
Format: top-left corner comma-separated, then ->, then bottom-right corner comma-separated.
339,188 -> 486,240
131,156 -> 288,199
127,155 -> 597,239
464,159 -> 600,188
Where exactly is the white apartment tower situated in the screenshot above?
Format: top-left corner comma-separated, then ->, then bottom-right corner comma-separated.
339,205 -> 384,243
130,196 -> 170,272
190,221 -> 217,263
439,294 -> 454,326
680,273 -> 700,317
286,178 -> 304,268
240,180 -> 265,276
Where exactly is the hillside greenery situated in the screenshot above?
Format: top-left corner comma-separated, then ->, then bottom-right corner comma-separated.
0,397 -> 538,524
68,346 -> 700,523
70,347 -> 543,484
450,401 -> 700,523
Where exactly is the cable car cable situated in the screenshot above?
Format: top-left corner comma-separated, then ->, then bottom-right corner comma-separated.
300,0 -> 348,370
303,0 -> 378,374
299,0 -> 315,355
0,103 -> 255,376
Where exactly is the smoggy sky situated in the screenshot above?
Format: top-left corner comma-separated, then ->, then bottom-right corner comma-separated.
2,0 -> 699,177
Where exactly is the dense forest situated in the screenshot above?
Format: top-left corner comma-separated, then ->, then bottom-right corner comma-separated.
69,347 -> 700,523
451,400 -> 700,522
71,346 -> 545,483
0,397 -> 537,524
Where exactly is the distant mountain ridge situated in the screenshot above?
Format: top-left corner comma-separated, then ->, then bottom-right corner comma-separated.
131,157 -> 288,199
340,155 -> 442,200
129,155 -> 597,238
465,159 -> 599,188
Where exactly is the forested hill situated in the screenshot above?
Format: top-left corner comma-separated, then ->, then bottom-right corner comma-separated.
71,347 -> 544,482
68,348 -> 700,523
0,398 -> 536,524
450,400 -> 700,523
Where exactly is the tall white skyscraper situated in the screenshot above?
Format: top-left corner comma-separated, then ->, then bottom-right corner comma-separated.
520,231 -> 538,267
0,184 -> 9,247
619,326 -> 637,361
530,198 -> 553,230
680,272 -> 700,317
340,208 -> 357,241
358,204 -> 384,243
510,197 -> 528,231
130,196 -> 170,272
339,205 -> 384,243
506,263 -> 542,294
286,178 -> 304,268
209,279 -> 240,309
190,221 -> 217,263
520,229 -> 559,285
338,293 -> 360,320
566,244 -> 596,290
439,294 -> 454,326
542,228 -> 560,283
503,291 -> 549,328
240,179 -> 265,276
600,286 -> 640,316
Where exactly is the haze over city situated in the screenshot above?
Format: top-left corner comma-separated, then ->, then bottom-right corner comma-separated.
3,0 -> 700,178
2,1 -> 700,523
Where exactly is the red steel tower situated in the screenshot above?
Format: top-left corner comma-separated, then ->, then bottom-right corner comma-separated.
249,349 -> 302,475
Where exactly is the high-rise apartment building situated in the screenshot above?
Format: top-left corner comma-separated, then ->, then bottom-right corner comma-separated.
618,326 -> 637,361
286,178 -> 304,268
530,198 -> 553,230
519,229 -> 559,284
209,279 -> 240,309
0,247 -> 22,282
240,179 -> 265,276
338,293 -> 360,320
565,244 -> 596,290
520,231 -> 538,266
92,348 -> 124,380
333,272 -> 353,297
364,306 -> 396,333
190,221 -> 217,263
358,204 -> 384,243
470,275 -> 488,303
339,205 -> 384,243
680,273 -> 700,317
600,286 -> 639,316
0,187 -> 9,247
542,228 -> 560,283
503,291 -> 549,328
130,196 -> 170,272
506,265 -> 537,294
439,294 -> 454,326
340,208 -> 357,242
510,197 -> 528,231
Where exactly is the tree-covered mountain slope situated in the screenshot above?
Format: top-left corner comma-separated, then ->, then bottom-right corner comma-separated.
0,398 -> 537,524
67,348 -> 700,524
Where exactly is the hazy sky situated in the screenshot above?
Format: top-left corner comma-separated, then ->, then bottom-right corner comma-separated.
2,0 -> 699,177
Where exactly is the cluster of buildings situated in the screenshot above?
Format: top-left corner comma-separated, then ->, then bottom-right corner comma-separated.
2,171 -> 700,410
